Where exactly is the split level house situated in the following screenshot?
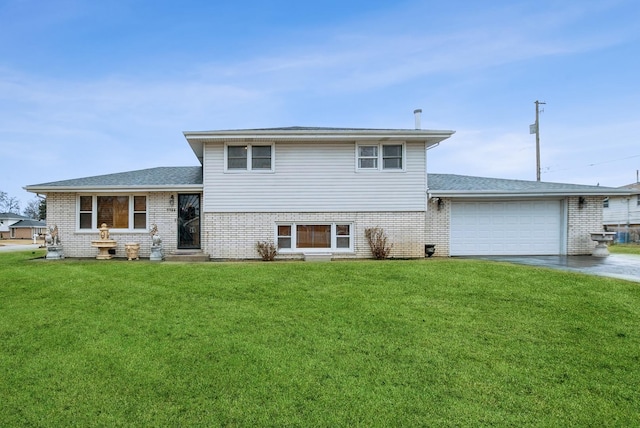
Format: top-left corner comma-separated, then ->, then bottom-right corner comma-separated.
25,123 -> 631,260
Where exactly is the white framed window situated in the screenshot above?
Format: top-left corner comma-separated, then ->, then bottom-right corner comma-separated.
637,194 -> 640,206
356,143 -> 405,171
603,197 -> 609,208
225,143 -> 274,172
357,145 -> 378,169
77,195 -> 147,231
276,223 -> 353,252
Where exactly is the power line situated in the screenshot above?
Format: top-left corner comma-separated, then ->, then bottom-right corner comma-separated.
543,153 -> 640,175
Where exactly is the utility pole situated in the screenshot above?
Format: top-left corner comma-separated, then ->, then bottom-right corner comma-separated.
530,100 -> 546,181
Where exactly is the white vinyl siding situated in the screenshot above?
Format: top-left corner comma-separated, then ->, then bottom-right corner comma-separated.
203,141 -> 426,212
603,195 -> 640,225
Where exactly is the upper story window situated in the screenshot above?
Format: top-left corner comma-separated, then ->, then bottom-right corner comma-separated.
226,143 -> 273,172
358,145 -> 378,169
356,143 -> 404,171
78,195 -> 147,230
603,197 -> 609,208
637,194 -> 640,206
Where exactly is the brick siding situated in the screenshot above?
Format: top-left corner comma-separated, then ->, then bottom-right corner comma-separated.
566,196 -> 602,255
45,192 -> 178,258
202,211 -> 427,260
46,193 -> 604,259
425,198 -> 450,257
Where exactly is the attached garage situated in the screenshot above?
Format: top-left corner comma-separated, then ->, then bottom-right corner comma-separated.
450,200 -> 565,256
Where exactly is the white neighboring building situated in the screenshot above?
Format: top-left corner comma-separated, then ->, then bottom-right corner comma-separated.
603,183 -> 640,242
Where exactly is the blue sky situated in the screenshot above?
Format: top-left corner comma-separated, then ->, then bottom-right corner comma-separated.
1,0 -> 639,209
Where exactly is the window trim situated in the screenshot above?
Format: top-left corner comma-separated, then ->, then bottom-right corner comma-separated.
76,194 -> 148,232
224,142 -> 275,173
355,142 -> 406,172
275,222 -> 354,253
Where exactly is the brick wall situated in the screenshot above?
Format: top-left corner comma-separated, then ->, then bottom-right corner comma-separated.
566,195 -> 602,255
45,192 -> 178,258
202,211 -> 427,260
425,198 -> 450,257
46,193 -> 604,259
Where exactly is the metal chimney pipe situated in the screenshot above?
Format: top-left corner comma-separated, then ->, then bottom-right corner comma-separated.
414,109 -> 422,129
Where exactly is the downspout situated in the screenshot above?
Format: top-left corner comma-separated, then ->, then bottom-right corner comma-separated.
414,108 -> 441,209
425,142 -> 440,210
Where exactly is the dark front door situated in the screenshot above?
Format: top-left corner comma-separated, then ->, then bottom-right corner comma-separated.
178,194 -> 201,249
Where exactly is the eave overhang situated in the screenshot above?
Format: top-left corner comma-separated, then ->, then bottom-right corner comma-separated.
184,128 -> 455,163
25,184 -> 204,194
428,189 -> 633,199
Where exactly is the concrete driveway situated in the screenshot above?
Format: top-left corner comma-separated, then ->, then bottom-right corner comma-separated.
473,254 -> 640,283
0,243 -> 42,252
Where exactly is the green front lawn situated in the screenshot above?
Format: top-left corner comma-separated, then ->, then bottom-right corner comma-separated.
610,243 -> 640,255
1,251 -> 639,426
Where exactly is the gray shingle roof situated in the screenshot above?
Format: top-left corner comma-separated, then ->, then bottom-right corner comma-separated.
27,167 -> 202,189
10,219 -> 46,228
428,173 -> 630,196
0,212 -> 30,220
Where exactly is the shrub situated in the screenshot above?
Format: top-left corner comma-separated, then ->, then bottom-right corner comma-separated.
256,241 -> 277,261
365,227 -> 393,259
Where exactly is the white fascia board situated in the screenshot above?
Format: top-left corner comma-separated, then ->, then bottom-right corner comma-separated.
184,130 -> 455,144
25,185 -> 203,194
429,189 -> 632,198
184,130 -> 454,160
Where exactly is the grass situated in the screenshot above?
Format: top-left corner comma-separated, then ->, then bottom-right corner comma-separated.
610,243 -> 640,255
1,250 -> 639,426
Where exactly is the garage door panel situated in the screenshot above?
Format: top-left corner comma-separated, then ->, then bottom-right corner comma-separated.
450,200 -> 562,256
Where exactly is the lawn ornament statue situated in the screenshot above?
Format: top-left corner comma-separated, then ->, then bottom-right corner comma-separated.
45,225 -> 60,246
45,225 -> 64,260
149,223 -> 164,261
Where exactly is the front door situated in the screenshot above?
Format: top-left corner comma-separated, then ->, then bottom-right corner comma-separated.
178,194 -> 201,249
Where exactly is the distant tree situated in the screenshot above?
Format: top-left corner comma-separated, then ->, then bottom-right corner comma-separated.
0,191 -> 20,214
24,197 -> 46,220
39,198 -> 47,221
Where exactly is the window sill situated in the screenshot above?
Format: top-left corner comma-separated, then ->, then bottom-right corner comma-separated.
278,248 -> 354,254
224,170 -> 275,174
76,229 -> 149,234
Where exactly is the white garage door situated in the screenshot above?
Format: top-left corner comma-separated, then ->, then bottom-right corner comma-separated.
450,200 -> 563,256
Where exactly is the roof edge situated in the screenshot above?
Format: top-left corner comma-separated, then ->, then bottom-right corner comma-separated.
429,189 -> 632,198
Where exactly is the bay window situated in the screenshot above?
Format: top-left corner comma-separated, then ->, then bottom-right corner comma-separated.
78,195 -> 147,230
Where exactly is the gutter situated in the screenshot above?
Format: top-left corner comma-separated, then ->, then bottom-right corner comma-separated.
25,184 -> 204,194
428,190 -> 632,198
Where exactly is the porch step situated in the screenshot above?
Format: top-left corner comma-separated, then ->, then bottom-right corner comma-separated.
165,250 -> 210,262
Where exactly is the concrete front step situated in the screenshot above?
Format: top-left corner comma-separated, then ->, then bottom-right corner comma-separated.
165,250 -> 210,262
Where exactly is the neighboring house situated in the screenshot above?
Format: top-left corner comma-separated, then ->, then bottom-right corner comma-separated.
602,182 -> 640,242
25,125 -> 630,259
9,219 -> 47,239
0,212 -> 32,239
